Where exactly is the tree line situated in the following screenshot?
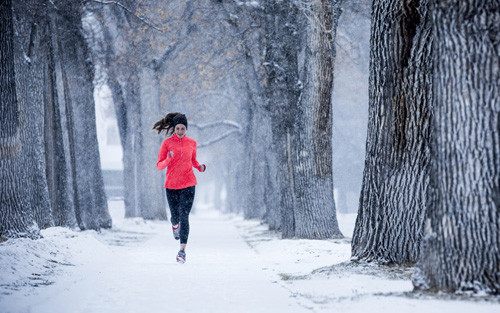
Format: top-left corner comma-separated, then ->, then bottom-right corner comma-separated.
1,0 -> 111,239
1,0 -> 499,294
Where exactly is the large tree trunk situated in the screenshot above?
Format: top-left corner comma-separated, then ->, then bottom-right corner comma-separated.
0,0 -> 41,239
263,0 -> 342,239
351,0 -> 432,263
239,29 -> 271,221
243,90 -> 270,219
52,0 -> 111,230
0,0 -> 19,155
44,13 -> 77,228
138,66 -> 167,219
120,73 -> 141,218
291,0 -> 342,239
414,0 -> 500,293
13,0 -> 54,232
263,0 -> 302,238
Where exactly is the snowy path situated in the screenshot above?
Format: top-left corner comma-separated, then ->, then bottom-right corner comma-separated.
1,203 -> 307,313
2,201 -> 500,313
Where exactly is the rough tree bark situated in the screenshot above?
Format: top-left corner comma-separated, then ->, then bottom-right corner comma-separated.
351,0 -> 432,263
44,12 -> 77,227
52,0 -> 111,230
291,0 -> 343,239
414,0 -> 500,293
0,0 -> 19,155
263,0 -> 342,239
242,83 -> 272,220
138,65 -> 166,220
13,0 -> 55,232
0,0 -> 41,239
263,0 -> 303,237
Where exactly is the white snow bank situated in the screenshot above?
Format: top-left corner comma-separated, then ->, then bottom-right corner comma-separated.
0,227 -> 110,296
230,215 -> 500,313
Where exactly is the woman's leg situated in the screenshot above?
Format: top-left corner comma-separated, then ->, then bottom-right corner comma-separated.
178,186 -> 195,245
166,188 -> 181,226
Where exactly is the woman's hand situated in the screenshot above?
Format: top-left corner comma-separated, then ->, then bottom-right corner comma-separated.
168,151 -> 174,158
200,164 -> 206,172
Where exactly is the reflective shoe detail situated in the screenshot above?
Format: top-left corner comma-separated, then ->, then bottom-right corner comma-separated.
172,223 -> 180,240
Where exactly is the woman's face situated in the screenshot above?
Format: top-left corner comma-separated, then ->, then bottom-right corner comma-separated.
175,124 -> 186,138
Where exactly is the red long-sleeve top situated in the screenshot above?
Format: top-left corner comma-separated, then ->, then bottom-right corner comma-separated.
157,134 -> 202,189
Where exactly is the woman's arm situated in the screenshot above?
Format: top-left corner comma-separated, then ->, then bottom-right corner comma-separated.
157,140 -> 172,170
192,143 -> 205,172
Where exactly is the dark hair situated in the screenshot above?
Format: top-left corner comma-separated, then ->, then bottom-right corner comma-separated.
152,112 -> 188,136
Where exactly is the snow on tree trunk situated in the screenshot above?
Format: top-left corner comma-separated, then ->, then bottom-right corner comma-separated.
0,0 -> 42,239
291,0 -> 342,239
52,0 -> 111,230
0,0 -> 19,155
138,66 -> 167,219
243,87 -> 270,220
44,13 -> 77,227
414,0 -> 500,293
351,0 -> 432,263
13,0 -> 55,232
237,20 -> 272,220
120,74 -> 141,218
263,0 -> 343,239
263,0 -> 302,238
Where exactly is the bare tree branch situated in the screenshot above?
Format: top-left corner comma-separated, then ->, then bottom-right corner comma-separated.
197,129 -> 242,148
190,120 -> 243,148
91,0 -> 164,32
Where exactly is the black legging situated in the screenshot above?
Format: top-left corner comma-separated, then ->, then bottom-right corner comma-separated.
166,186 -> 195,244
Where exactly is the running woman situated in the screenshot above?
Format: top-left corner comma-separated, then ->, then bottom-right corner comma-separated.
153,113 -> 206,263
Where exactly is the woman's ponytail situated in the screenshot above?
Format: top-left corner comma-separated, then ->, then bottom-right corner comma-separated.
152,112 -> 181,136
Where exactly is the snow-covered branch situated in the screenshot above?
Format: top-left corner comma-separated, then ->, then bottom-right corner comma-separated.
197,129 -> 242,149
190,120 -> 242,132
91,0 -> 164,32
190,120 -> 243,148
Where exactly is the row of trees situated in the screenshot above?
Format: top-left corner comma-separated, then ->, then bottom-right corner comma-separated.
1,0 -> 111,239
87,0 -> 344,239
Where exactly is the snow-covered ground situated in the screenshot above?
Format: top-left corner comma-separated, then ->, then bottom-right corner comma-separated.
1,201 -> 499,313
